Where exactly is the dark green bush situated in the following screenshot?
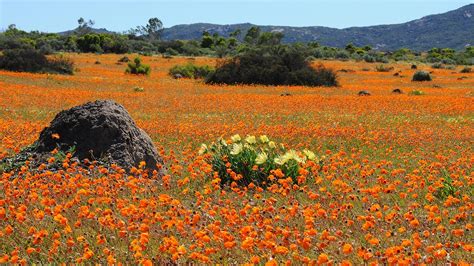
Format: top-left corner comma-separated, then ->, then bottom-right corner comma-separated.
335,50 -> 350,60
47,55 -> 75,75
375,64 -> 394,72
169,63 -> 214,79
125,57 -> 150,75
363,54 -> 376,63
206,47 -> 338,87
460,67 -> 472,73
118,56 -> 130,63
412,71 -> 432,81
0,48 -> 74,74
165,48 -> 179,56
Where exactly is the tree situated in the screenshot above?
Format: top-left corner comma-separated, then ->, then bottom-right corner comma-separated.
362,45 -> 372,52
230,29 -> 242,39
345,43 -> 356,53
76,17 -> 95,35
244,26 -> 261,45
130,18 -> 164,40
145,18 -> 163,40
466,46 -> 474,57
308,42 -> 320,48
76,34 -> 103,53
228,37 -> 238,48
3,24 -> 29,39
201,35 -> 214,48
257,32 -> 284,46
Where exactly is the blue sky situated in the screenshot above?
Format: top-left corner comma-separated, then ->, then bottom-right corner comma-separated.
0,0 -> 471,32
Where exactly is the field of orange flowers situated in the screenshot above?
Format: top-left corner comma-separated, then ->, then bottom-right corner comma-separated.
0,54 -> 473,264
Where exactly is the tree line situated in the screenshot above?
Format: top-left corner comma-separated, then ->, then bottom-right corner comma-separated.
0,17 -> 473,65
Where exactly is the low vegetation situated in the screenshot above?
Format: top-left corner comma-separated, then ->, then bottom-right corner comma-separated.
206,46 -> 338,86
125,57 -> 150,75
375,64 -> 394,72
0,47 -> 74,74
1,21 -> 473,65
118,56 -> 130,63
460,67 -> 472,73
200,135 -> 322,187
169,63 -> 214,79
410,89 -> 425,95
412,71 -> 432,81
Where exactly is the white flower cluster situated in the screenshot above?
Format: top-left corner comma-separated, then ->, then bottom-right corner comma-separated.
199,134 -> 319,167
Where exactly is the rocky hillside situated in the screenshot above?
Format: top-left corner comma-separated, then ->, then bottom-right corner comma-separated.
161,4 -> 474,50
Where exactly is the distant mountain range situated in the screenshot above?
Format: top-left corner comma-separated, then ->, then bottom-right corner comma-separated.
59,27 -> 113,36
60,4 -> 474,51
160,4 -> 473,51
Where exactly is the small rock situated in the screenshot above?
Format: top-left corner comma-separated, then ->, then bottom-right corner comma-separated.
358,90 -> 371,96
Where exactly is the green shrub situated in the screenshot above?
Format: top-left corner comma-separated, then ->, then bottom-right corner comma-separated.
412,71 -> 432,81
335,50 -> 350,60
460,67 -> 472,73
169,63 -> 214,79
139,51 -> 152,57
165,48 -> 179,56
47,55 -> 75,75
133,86 -> 144,92
363,54 -> 376,63
118,56 -> 130,63
431,63 -> 444,69
206,47 -> 338,87
409,90 -> 425,96
199,135 -> 323,187
441,58 -> 456,65
125,57 -> 150,75
434,174 -> 458,200
0,47 -> 74,74
375,64 -> 394,72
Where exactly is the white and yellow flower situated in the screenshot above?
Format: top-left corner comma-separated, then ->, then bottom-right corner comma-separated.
230,143 -> 243,155
259,135 -> 269,143
245,135 -> 257,144
255,152 -> 268,165
231,134 -> 241,142
303,149 -> 316,160
198,144 -> 208,155
274,155 -> 288,165
268,141 -> 277,149
284,150 -> 304,163
219,137 -> 228,146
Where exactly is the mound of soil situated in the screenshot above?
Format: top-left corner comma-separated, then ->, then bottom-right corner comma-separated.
32,100 -> 164,172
